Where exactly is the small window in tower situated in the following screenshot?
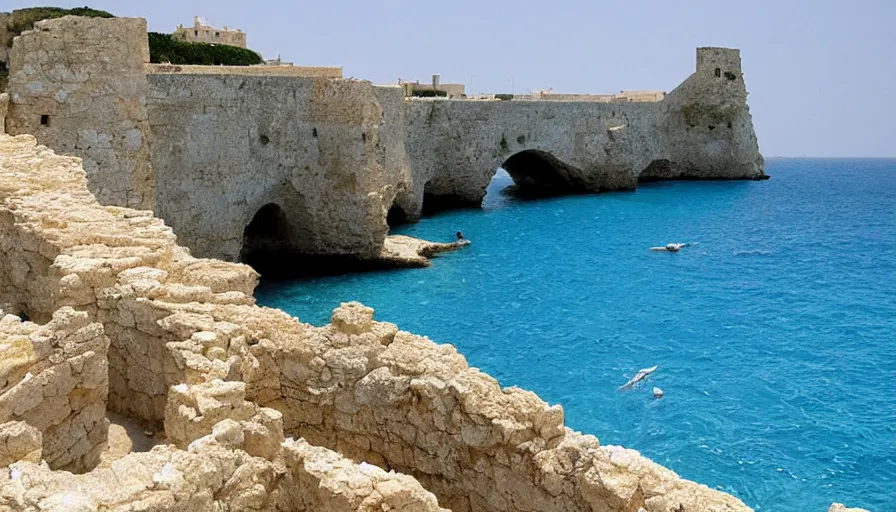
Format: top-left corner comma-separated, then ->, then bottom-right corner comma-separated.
194,30 -> 198,36
714,68 -> 721,78
40,115 -> 50,126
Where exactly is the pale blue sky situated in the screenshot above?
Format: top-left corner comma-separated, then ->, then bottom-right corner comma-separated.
7,0 -> 895,157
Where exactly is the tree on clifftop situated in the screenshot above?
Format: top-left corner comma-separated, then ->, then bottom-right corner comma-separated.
147,32 -> 263,66
6,6 -> 114,36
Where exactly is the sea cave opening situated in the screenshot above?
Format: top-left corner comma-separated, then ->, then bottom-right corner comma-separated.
500,149 -> 585,197
421,180 -> 478,216
239,203 -> 292,274
637,159 -> 675,182
386,202 -> 410,228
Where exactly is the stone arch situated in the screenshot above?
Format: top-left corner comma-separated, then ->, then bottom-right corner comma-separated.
500,149 -> 588,196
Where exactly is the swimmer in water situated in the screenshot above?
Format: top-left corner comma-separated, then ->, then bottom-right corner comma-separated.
650,243 -> 689,252
456,231 -> 464,240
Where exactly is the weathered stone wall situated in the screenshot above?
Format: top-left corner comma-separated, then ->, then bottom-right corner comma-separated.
0,134 -> 257,423
403,98 -> 657,210
403,48 -> 764,208
0,416 -> 447,511
647,47 -> 764,180
0,307 -> 109,472
146,62 -> 343,78
5,16 -> 155,210
1,15 -> 764,264
147,74 -> 403,262
0,132 -> 753,511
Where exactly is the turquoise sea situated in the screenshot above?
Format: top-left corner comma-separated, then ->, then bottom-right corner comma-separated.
257,159 -> 896,511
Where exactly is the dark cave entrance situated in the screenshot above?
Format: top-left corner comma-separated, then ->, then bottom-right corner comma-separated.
637,159 -> 674,182
387,202 -> 410,228
500,149 -> 585,197
239,203 -> 292,273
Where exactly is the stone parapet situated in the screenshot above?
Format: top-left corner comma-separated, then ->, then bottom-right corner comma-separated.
146,63 -> 343,78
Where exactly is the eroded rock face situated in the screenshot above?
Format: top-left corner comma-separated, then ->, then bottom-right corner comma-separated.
0,421 -> 41,467
147,75 -> 405,263
0,94 -> 8,131
0,132 -> 756,511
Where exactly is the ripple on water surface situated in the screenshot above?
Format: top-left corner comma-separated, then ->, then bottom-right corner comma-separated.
257,161 -> 896,511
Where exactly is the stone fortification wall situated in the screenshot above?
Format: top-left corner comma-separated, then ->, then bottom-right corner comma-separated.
0,133 -> 753,511
403,98 -> 657,211
147,74 -> 405,262
403,47 -> 764,206
1,15 -> 764,265
146,63 -> 343,78
0,307 -> 109,472
511,91 -> 665,102
4,16 -> 155,210
647,47 -> 764,180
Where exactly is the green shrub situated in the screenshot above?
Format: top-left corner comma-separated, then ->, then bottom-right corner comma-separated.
148,32 -> 263,66
495,93 -> 514,101
411,89 -> 447,98
8,6 -> 114,34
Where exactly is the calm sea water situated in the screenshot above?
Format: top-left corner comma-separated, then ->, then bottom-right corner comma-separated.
257,160 -> 896,511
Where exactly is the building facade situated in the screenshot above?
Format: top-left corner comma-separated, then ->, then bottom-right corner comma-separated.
173,16 -> 246,48
400,74 -> 466,98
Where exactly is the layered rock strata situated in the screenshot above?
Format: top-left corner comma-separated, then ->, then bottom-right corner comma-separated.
376,235 -> 471,268
0,133 -> 755,511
